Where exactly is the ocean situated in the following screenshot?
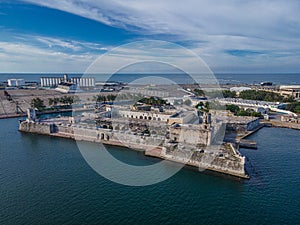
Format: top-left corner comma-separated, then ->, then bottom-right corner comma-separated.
0,117 -> 300,224
0,73 -> 300,85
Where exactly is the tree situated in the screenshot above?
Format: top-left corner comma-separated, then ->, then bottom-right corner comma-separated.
48,98 -> 54,106
106,94 -> 117,102
226,104 -> 240,114
194,89 -> 205,96
222,90 -> 236,98
237,109 -> 262,118
204,102 -> 210,109
239,90 -> 294,103
53,98 -> 59,105
139,97 -> 167,106
286,102 -> 300,113
195,101 -> 204,109
59,96 -> 74,105
96,95 -> 107,103
31,98 -> 45,111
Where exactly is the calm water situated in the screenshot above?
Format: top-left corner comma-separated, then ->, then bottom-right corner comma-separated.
0,118 -> 300,224
0,73 -> 300,85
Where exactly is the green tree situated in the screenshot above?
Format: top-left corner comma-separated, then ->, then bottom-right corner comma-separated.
286,102 -> 300,113
239,90 -> 294,102
59,96 -> 74,105
106,94 -> 117,102
222,90 -> 236,98
237,109 -> 261,118
226,104 -> 240,114
195,101 -> 204,109
194,89 -> 205,96
139,97 -> 167,106
204,102 -> 210,109
48,98 -> 54,106
31,98 -> 45,111
96,95 -> 107,103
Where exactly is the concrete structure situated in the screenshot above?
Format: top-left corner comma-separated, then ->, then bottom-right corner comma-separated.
230,86 -> 251,94
281,115 -> 299,123
55,82 -> 77,93
169,124 -> 212,145
40,77 -> 63,87
7,79 -> 25,87
26,108 -> 36,122
168,111 -> 198,125
19,113 -> 248,178
279,85 -> 300,99
226,116 -> 260,132
118,108 -> 172,122
40,75 -> 95,88
216,98 -> 298,116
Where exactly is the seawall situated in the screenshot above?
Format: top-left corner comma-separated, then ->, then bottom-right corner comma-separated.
19,120 -> 248,179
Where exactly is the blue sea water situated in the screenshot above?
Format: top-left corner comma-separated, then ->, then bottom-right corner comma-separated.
0,73 -> 299,85
0,118 -> 300,224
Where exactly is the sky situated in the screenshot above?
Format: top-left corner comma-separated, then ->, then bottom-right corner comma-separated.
0,0 -> 300,73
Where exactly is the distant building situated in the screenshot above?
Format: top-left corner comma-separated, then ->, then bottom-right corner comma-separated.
260,82 -> 273,86
40,74 -> 95,88
230,86 -> 251,94
279,85 -> 300,99
281,115 -> 299,123
7,79 -> 25,87
55,82 -> 77,93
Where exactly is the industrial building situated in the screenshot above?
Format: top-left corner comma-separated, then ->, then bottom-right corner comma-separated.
279,85 -> 300,100
40,74 -> 95,88
7,79 -> 25,87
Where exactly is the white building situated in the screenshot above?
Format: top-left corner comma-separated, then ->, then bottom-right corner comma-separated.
7,79 -> 25,87
279,85 -> 300,99
40,75 -> 95,88
230,86 -> 251,94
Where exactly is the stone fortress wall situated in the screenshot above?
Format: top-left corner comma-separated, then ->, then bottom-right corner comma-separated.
19,118 -> 248,178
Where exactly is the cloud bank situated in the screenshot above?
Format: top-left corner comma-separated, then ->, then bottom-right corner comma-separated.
4,0 -> 300,72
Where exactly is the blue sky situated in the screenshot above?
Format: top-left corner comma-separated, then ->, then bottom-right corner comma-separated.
0,0 -> 300,73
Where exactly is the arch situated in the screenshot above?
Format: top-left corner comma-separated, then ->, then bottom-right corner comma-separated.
157,117 -> 161,121
153,117 -> 156,120
101,133 -> 105,140
148,116 -> 152,120
144,116 -> 147,120
106,134 -> 110,141
139,116 -> 143,119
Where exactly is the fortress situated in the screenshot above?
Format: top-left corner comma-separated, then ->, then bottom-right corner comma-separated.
19,100 -> 251,178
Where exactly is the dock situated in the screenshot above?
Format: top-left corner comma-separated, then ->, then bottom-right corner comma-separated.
239,139 -> 257,149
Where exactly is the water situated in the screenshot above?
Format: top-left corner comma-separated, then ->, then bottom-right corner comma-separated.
0,118 -> 300,224
0,73 -> 299,85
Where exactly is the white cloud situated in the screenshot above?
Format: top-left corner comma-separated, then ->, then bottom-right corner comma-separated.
0,40 -> 97,72
21,0 -> 300,72
22,0 -> 300,38
35,36 -> 82,51
34,36 -> 110,52
10,1 -> 300,71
